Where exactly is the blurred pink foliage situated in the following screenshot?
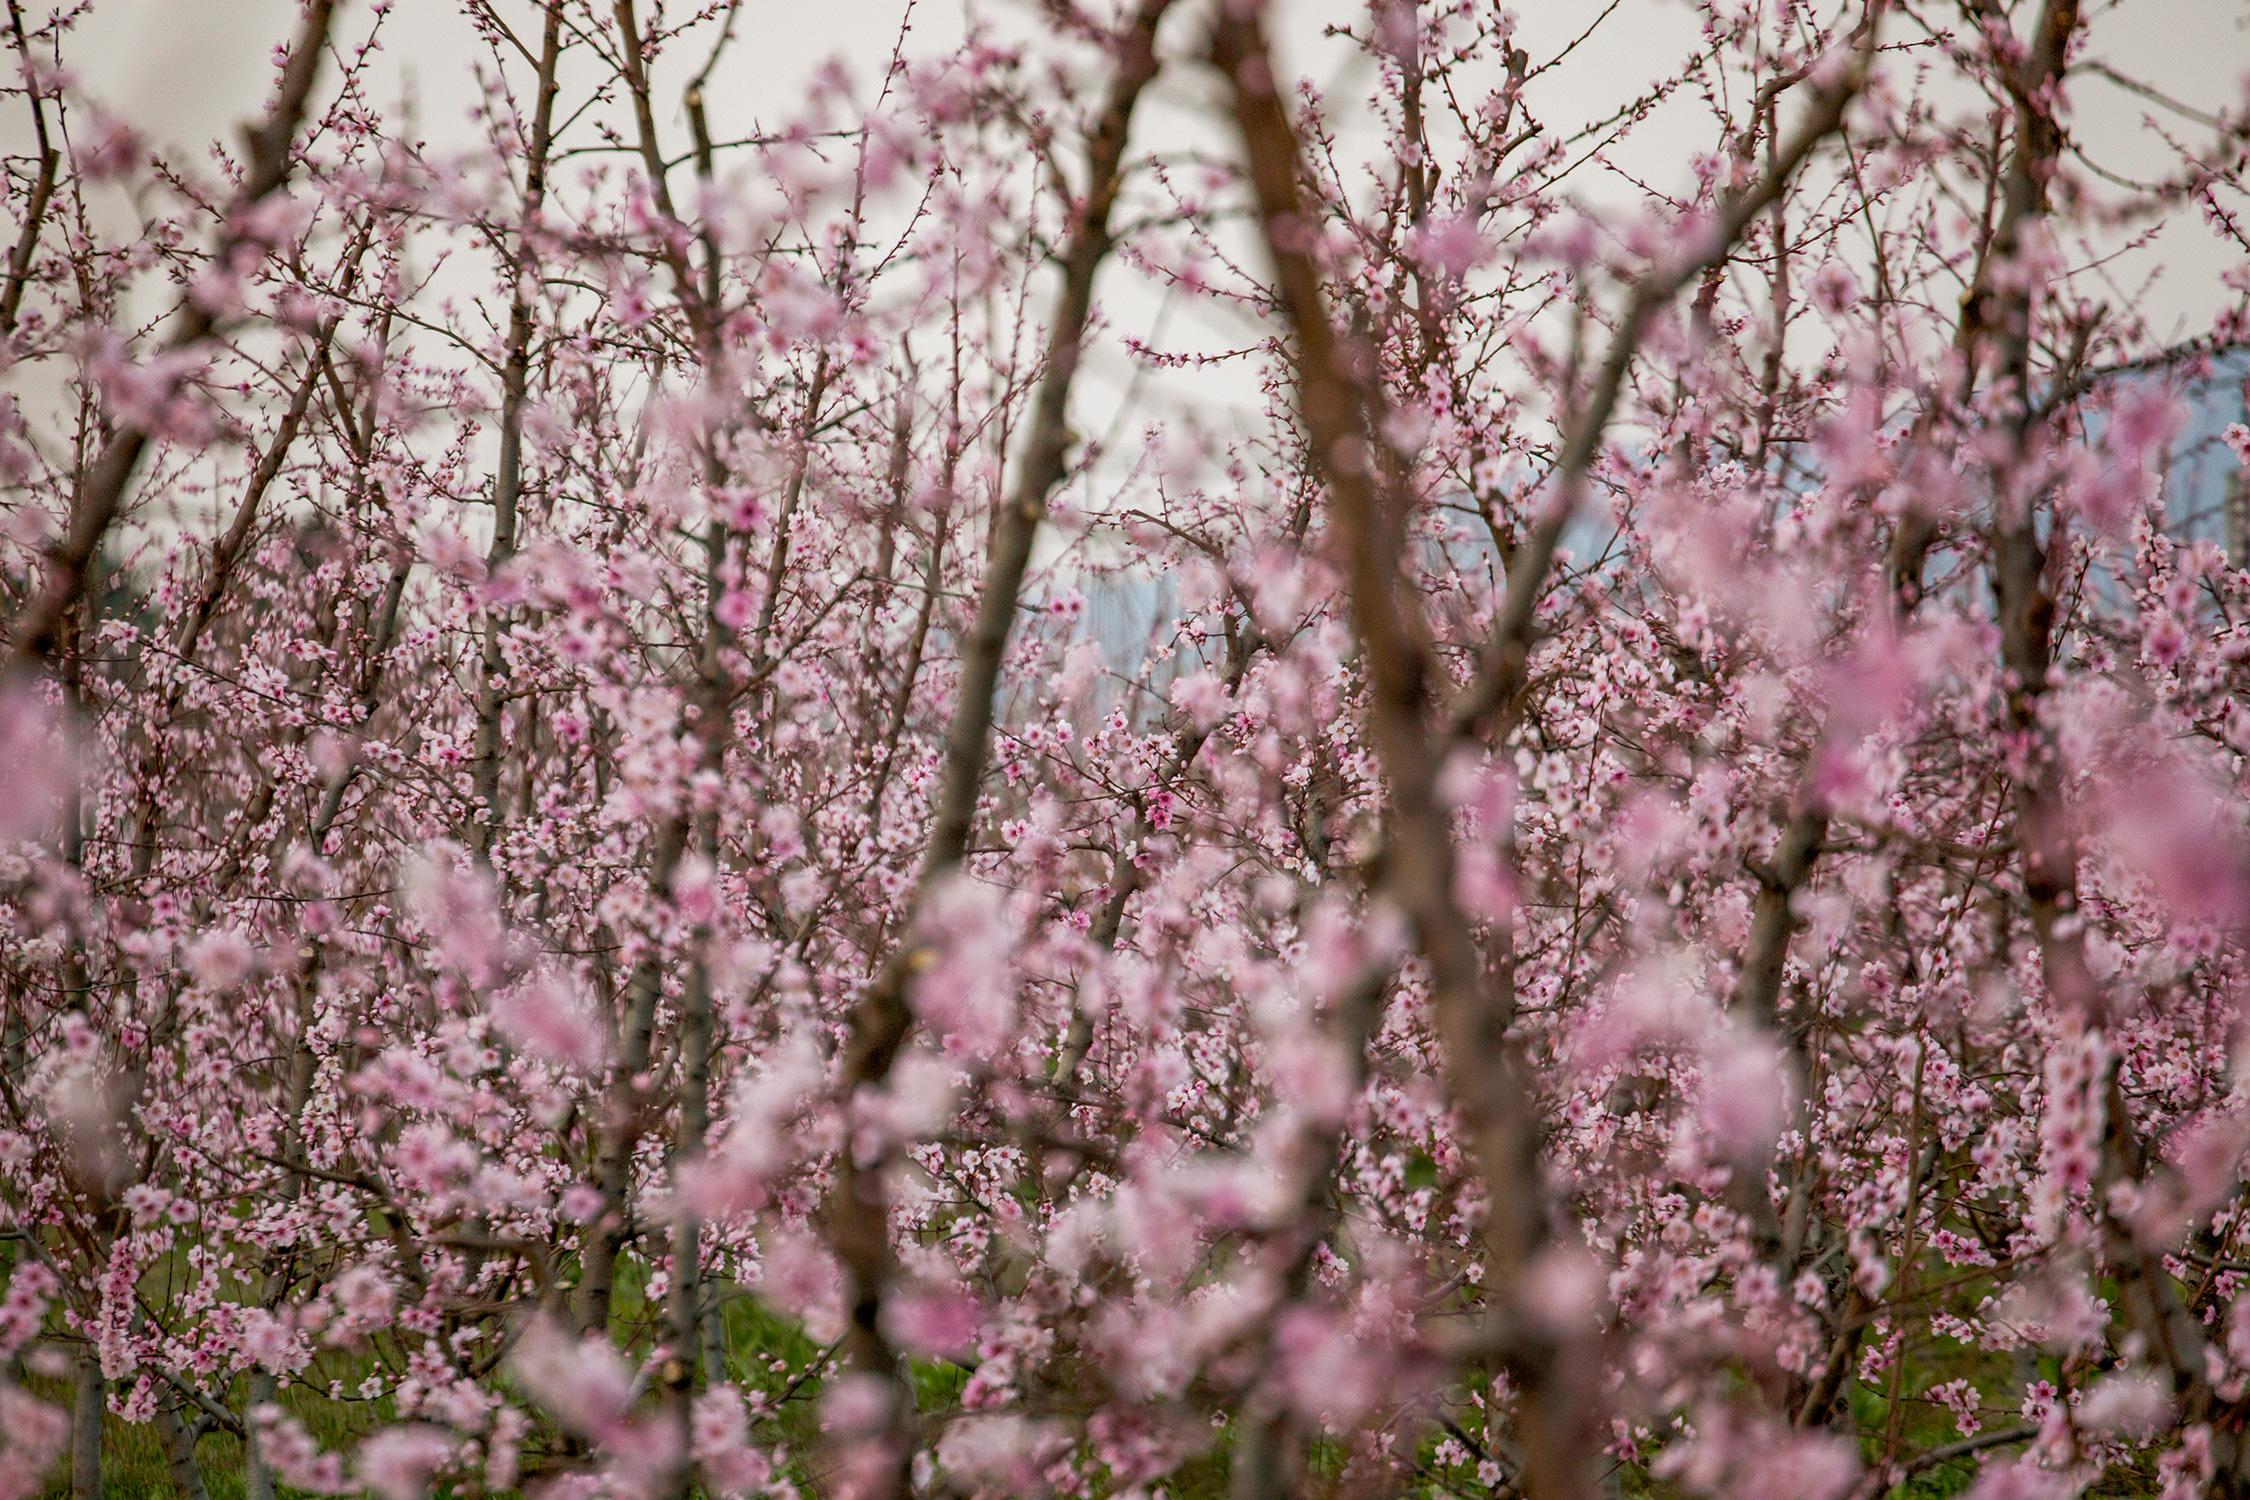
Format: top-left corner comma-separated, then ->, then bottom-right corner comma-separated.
2,0 -> 2250,1496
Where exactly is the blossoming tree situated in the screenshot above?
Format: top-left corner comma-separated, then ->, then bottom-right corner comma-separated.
3,0 -> 2250,1496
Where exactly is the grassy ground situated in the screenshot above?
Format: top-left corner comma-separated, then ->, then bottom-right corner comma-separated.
30,1263 -> 2047,1499
26,1372 -> 349,1499
28,1267 -> 832,1498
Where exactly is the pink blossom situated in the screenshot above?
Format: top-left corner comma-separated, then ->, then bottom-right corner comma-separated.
907,875 -> 1017,1057
0,688 -> 72,845
355,1425 -> 453,1500
249,1404 -> 347,1494
882,1287 -> 983,1360
1696,1026 -> 1792,1161
1408,213 -> 1491,279
183,927 -> 257,987
935,1413 -> 1069,1492
491,972 -> 606,1073
506,1317 -> 634,1440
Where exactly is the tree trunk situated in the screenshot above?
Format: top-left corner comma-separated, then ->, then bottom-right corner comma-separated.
155,1406 -> 210,1500
69,1355 -> 101,1500
243,1372 -> 278,1500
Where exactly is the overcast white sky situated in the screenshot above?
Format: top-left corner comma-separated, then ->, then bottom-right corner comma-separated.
22,2 -> 2243,314
11,0 -> 2248,476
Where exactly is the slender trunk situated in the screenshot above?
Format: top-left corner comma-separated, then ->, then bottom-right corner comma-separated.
824,8 -> 1174,1492
469,0 -> 566,864
1214,13 -> 1584,1491
1228,965 -> 1391,1500
1959,0 -> 2238,1482
5,0 -> 339,678
747,356 -> 834,689
661,950 -> 714,1492
861,512 -> 948,835
574,817 -> 690,1336
1053,624 -> 1263,1085
242,1372 -> 278,1500
154,1405 -> 209,1500
1,0 -> 59,337
69,1354 -> 102,1500
578,6 -> 743,1383
1212,10 -> 1869,1493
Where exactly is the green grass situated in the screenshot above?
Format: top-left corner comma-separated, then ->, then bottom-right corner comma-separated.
28,1368 -> 370,1500
25,1258 -> 2092,1500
